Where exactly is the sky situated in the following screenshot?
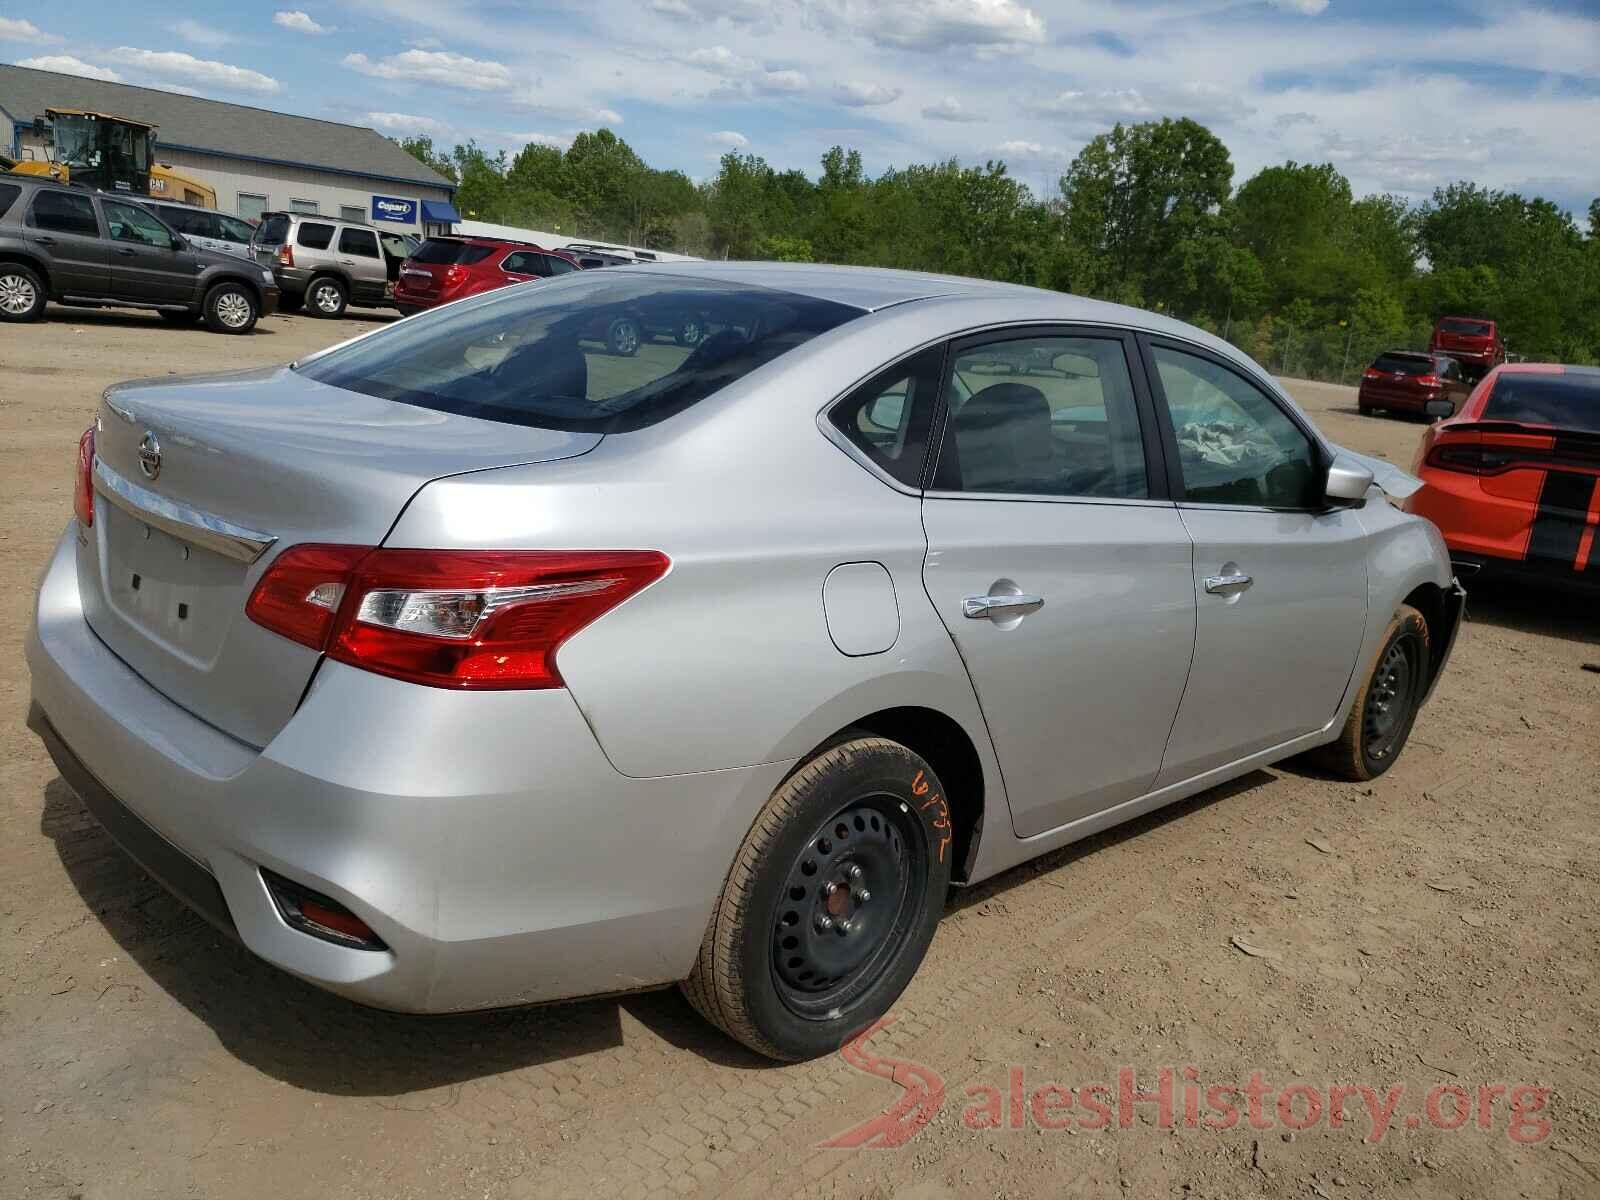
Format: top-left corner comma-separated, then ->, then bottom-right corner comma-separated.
2,1 -> 1597,218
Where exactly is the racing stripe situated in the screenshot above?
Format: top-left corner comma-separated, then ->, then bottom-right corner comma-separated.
1526,470 -> 1596,568
1578,477 -> 1600,575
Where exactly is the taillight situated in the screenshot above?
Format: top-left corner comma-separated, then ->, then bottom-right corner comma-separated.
73,425 -> 95,527
1415,375 -> 1442,388
245,546 -> 669,689
1425,445 -> 1515,475
275,244 -> 293,267
1362,368 -> 1381,381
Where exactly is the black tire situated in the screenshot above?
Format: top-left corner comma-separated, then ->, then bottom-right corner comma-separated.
306,275 -> 348,319
682,736 -> 955,1061
0,261 -> 47,322
201,281 -> 258,334
277,291 -> 304,313
674,316 -> 704,347
1314,604 -> 1429,781
159,309 -> 200,324
606,316 -> 641,356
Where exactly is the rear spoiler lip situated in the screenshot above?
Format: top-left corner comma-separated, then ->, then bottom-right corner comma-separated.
1443,420 -> 1600,445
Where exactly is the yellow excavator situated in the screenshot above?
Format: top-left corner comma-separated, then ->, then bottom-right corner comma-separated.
6,108 -> 217,207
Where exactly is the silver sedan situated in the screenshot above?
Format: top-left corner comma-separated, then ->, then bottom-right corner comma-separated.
26,262 -> 1463,1060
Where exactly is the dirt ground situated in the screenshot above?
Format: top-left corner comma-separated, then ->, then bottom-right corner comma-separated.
2,305 -> 1597,1200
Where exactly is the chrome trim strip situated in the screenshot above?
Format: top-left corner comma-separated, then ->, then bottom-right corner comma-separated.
92,459 -> 278,565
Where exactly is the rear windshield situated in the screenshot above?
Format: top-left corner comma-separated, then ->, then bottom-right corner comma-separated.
411,239 -> 494,265
254,214 -> 289,246
295,272 -> 862,433
1439,318 -> 1492,336
1372,353 -> 1432,375
1482,373 -> 1600,434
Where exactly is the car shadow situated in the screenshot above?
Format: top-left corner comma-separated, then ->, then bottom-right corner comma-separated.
38,777 -> 764,1096
41,306 -> 277,334
1460,579 -> 1600,645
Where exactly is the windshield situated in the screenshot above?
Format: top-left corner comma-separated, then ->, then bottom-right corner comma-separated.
1482,373 -> 1600,434
53,114 -> 149,177
295,271 -> 862,433
412,239 -> 494,265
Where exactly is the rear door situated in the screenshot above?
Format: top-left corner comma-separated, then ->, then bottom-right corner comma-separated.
101,197 -> 199,303
25,188 -> 108,295
1142,338 -> 1369,785
500,249 -> 545,284
336,226 -> 386,303
919,327 -> 1196,837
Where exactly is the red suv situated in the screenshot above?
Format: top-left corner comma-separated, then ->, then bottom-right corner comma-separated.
393,237 -> 580,315
1429,316 -> 1505,380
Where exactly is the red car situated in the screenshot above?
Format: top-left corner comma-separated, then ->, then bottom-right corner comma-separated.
1408,363 -> 1600,589
1358,350 -> 1470,417
393,237 -> 580,315
1428,316 -> 1505,380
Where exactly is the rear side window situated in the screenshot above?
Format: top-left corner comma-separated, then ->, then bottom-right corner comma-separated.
501,250 -> 545,275
1372,354 -> 1433,375
339,228 -> 380,258
0,182 -> 23,219
1439,318 -> 1492,336
411,239 -> 493,265
254,214 -> 290,245
546,254 -> 577,275
829,347 -> 945,487
297,222 -> 336,250
30,190 -> 99,237
296,273 -> 862,433
1482,373 -> 1600,434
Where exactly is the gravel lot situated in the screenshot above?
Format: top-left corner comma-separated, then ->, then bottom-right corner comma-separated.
3,305 -> 1597,1200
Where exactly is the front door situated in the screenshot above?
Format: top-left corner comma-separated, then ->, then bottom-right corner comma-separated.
919,329 -> 1197,837
1142,339 -> 1370,786
25,188 -> 108,295
100,197 -> 198,303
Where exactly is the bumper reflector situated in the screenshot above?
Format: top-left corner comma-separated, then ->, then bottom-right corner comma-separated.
261,868 -> 387,951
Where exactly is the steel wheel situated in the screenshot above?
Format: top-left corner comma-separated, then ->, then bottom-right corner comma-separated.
214,290 -> 252,329
1362,635 -> 1420,762
675,318 -> 703,346
312,281 -> 344,314
0,271 -> 38,316
771,795 -> 927,1020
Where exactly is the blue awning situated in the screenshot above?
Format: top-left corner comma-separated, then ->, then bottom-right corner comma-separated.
420,199 -> 461,223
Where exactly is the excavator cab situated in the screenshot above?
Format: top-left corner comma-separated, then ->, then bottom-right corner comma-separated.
42,109 -> 156,195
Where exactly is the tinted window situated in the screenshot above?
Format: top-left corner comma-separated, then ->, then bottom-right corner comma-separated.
1372,353 -> 1433,375
546,255 -> 577,275
216,215 -> 256,243
297,222 -> 335,250
1482,372 -> 1600,434
31,190 -> 98,237
1153,345 -> 1319,508
102,200 -> 177,248
501,250 -> 544,276
830,347 -> 944,487
254,213 -> 289,245
934,336 -> 1148,499
0,183 -> 19,219
411,239 -> 494,265
297,273 -> 861,433
339,228 -> 380,258
1440,318 -> 1492,336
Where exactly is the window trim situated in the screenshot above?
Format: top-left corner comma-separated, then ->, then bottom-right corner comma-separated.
498,250 -> 543,277
289,197 -> 320,215
1137,332 -> 1332,514
816,337 -> 952,496
338,226 -> 381,258
237,191 -> 269,222
923,323 -> 1171,505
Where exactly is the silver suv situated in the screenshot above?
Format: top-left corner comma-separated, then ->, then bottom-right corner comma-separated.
250,211 -> 416,318
140,199 -> 258,259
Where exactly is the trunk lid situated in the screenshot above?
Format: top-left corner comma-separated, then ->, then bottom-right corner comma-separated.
84,366 -> 600,747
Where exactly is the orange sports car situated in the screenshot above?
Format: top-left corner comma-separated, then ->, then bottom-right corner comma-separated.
1408,363 -> 1600,588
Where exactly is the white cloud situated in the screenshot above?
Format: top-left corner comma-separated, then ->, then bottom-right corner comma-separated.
343,49 -> 513,91
814,0 -> 1046,52
835,80 -> 901,106
759,68 -> 808,92
509,91 -> 624,124
995,139 -> 1043,155
922,96 -> 982,122
15,54 -> 120,81
647,0 -> 769,22
684,44 -> 756,72
273,10 -> 334,34
507,131 -> 572,150
709,129 -> 750,147
171,19 -> 234,47
366,111 -> 452,136
103,47 -> 281,93
1267,0 -> 1330,13
0,16 -> 58,42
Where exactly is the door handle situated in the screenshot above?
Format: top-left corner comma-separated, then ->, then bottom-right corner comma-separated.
1204,572 -> 1253,596
963,593 -> 1044,620
35,236 -> 56,245
339,258 -> 356,265
116,247 -> 136,256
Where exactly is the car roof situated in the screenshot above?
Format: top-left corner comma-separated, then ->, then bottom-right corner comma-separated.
1377,349 -> 1434,360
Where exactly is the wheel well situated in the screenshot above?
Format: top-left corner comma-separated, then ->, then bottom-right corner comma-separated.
208,274 -> 261,302
0,252 -> 52,295
1403,582 -> 1445,674
825,706 -> 986,884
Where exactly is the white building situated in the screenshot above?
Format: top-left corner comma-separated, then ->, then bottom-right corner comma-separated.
0,63 -> 459,237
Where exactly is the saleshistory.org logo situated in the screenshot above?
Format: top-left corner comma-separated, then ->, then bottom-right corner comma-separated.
821,1017 -> 1553,1148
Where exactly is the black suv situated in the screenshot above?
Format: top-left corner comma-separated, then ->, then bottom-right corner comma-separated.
0,178 -> 278,333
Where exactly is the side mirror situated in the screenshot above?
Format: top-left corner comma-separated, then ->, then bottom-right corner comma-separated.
1423,398 -> 1454,419
1324,455 -> 1374,506
170,235 -> 187,251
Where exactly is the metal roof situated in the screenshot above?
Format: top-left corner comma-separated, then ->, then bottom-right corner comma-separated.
0,63 -> 453,190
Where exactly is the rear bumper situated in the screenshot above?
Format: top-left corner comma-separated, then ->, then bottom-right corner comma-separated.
25,524 -> 787,1012
260,285 -> 279,317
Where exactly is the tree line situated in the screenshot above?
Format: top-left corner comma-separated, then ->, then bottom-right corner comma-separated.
399,119 -> 1600,381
